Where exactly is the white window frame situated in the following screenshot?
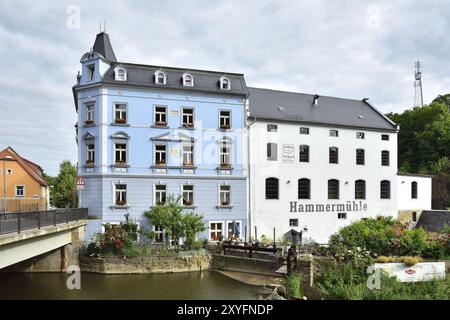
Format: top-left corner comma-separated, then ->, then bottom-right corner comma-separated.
356,132 -> 365,139
299,127 -> 310,135
182,143 -> 194,166
219,138 -> 232,167
154,105 -> 168,126
182,73 -> 194,87
289,219 -> 299,227
15,185 -> 25,198
87,64 -> 95,81
219,110 -> 231,129
114,143 -> 127,164
114,66 -> 127,81
114,183 -> 127,206
86,144 -> 95,164
218,184 -> 231,206
329,129 -> 339,137
152,225 -> 165,243
226,220 -> 242,240
219,76 -> 231,90
155,70 -> 167,85
209,221 -> 224,242
114,103 -> 127,123
181,107 -> 194,127
154,144 -> 167,166
86,103 -> 95,123
154,184 -> 167,205
182,184 -> 194,206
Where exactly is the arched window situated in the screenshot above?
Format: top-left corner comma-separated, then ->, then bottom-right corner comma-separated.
298,178 -> 311,199
155,70 -> 167,85
411,181 -> 418,199
114,66 -> 127,81
219,76 -> 230,90
329,147 -> 338,164
267,143 -> 277,161
328,179 -> 339,199
265,178 -> 279,199
355,180 -> 366,199
182,73 -> 194,87
380,180 -> 390,199
381,150 -> 390,166
356,149 -> 365,165
299,145 -> 309,162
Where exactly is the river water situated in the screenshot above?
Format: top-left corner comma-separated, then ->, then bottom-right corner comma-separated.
0,270 -> 266,300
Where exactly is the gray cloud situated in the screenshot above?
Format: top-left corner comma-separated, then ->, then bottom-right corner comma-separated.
0,0 -> 449,175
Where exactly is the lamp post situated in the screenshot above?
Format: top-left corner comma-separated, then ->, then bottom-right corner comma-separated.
1,156 -> 13,213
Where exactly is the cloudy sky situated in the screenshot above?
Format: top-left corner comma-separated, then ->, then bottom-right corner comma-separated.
0,0 -> 449,175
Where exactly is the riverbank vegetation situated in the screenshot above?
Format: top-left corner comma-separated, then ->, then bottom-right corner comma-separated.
285,273 -> 303,299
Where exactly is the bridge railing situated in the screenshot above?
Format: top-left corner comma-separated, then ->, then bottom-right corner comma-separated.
0,208 -> 88,235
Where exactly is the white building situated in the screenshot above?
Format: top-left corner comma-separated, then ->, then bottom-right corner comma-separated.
247,87 -> 432,244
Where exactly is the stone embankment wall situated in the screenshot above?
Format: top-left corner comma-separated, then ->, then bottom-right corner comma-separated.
80,254 -> 211,274
212,254 -> 281,276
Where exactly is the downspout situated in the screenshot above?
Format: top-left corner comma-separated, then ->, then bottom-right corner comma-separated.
245,95 -> 256,242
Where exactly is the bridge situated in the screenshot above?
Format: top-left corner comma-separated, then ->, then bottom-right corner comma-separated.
0,208 -> 88,270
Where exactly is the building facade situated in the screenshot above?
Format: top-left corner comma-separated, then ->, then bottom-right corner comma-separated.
74,32 -> 248,241
0,147 -> 49,212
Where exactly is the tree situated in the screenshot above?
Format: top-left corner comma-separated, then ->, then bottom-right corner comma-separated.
51,160 -> 78,208
143,195 -> 206,249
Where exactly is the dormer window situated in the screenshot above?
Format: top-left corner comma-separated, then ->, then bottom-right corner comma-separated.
219,76 -> 230,90
155,70 -> 167,85
87,64 -> 95,81
114,67 -> 127,81
182,73 -> 194,87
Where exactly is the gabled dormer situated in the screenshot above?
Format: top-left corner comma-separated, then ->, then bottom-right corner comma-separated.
78,32 -> 117,85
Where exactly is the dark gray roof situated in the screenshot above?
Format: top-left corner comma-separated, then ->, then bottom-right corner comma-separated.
248,87 -> 398,131
93,32 -> 117,62
415,210 -> 450,233
98,62 -> 248,97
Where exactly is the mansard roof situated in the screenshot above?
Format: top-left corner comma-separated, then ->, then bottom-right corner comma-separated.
92,32 -> 117,62
248,87 -> 398,132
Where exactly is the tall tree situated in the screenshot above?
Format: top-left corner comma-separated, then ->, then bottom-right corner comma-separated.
51,160 -> 78,208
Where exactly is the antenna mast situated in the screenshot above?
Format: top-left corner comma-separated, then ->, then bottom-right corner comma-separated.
414,61 -> 424,107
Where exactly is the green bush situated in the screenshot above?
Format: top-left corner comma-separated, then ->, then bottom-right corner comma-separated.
285,274 -> 303,299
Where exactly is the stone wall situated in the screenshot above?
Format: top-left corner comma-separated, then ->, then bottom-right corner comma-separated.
295,256 -> 336,287
212,254 -> 281,276
80,253 -> 211,274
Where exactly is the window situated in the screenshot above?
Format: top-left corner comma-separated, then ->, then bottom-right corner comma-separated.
380,180 -> 391,199
155,70 -> 167,84
338,213 -> 347,219
411,181 -> 418,199
328,179 -> 339,199
219,185 -> 231,206
182,108 -> 194,127
155,185 -> 166,205
6,169 -> 12,176
87,64 -> 95,81
267,143 -> 278,161
15,186 -> 24,198
356,149 -> 365,165
86,104 -> 94,124
155,145 -> 167,166
182,185 -> 194,206
210,222 -> 223,241
330,129 -> 339,137
412,212 -> 417,222
114,67 -> 127,81
267,124 -> 277,132
182,143 -> 194,166
155,106 -> 167,126
356,132 -> 365,139
299,127 -> 309,135
355,180 -> 366,199
227,221 -> 241,240
298,178 -> 311,199
114,184 -> 127,206
114,143 -> 127,164
219,110 -> 231,129
219,138 -> 232,167
153,225 -> 165,243
219,76 -> 230,90
86,144 -> 95,165
382,134 -> 389,141
182,73 -> 194,87
329,147 -> 339,164
381,150 -> 390,166
114,103 -> 127,124
265,178 -> 279,199
299,145 -> 309,162
289,219 -> 299,227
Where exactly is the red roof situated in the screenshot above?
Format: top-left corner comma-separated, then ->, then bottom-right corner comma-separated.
0,147 -> 48,186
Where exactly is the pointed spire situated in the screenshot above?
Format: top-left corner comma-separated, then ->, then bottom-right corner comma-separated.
92,31 -> 117,62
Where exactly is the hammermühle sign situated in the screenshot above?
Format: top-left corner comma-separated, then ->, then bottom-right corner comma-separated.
289,200 -> 368,213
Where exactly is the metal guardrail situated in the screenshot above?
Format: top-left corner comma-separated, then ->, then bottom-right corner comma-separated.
222,244 -> 278,258
0,208 -> 88,235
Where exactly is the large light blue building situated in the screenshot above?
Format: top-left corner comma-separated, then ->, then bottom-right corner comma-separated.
73,32 -> 249,242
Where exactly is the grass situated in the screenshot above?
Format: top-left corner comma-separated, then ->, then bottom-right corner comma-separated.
285,273 -> 303,299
